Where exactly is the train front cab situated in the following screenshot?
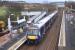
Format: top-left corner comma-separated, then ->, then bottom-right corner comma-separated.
26,27 -> 42,44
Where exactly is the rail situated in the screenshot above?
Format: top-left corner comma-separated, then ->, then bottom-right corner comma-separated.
0,32 -> 27,50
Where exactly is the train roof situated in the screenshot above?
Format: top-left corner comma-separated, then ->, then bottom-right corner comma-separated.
27,15 -> 40,23
27,11 -> 47,23
34,10 -> 58,28
34,11 -> 47,23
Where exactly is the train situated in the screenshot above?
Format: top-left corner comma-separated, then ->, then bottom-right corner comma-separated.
26,10 -> 58,44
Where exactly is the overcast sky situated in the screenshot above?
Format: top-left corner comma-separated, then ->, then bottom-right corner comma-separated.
25,0 -> 65,3
2,0 -> 75,3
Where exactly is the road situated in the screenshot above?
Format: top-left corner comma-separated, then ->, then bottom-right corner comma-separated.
18,10 -> 62,50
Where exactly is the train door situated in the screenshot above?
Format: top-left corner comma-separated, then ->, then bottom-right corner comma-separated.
40,26 -> 45,37
45,20 -> 50,31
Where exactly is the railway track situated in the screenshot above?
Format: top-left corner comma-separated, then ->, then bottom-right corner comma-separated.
18,10 -> 62,50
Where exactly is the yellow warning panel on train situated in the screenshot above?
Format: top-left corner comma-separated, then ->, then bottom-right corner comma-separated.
27,36 -> 38,39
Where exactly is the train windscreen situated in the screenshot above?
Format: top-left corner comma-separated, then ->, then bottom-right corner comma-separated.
27,29 -> 39,35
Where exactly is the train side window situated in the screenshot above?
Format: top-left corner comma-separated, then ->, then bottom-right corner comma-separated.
39,31 -> 41,36
40,26 -> 44,34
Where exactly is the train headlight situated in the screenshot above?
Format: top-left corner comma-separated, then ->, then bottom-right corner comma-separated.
27,36 -> 38,40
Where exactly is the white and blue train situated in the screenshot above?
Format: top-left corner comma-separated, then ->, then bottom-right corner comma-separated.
26,10 -> 58,44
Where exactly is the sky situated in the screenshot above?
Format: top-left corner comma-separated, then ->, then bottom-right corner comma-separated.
25,0 -> 65,3
2,0 -> 75,3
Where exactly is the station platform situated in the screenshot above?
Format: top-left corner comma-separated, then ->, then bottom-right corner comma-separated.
58,11 -> 66,50
0,32 -> 27,50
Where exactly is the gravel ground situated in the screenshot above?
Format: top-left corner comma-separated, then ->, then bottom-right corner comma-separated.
0,33 -> 10,47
